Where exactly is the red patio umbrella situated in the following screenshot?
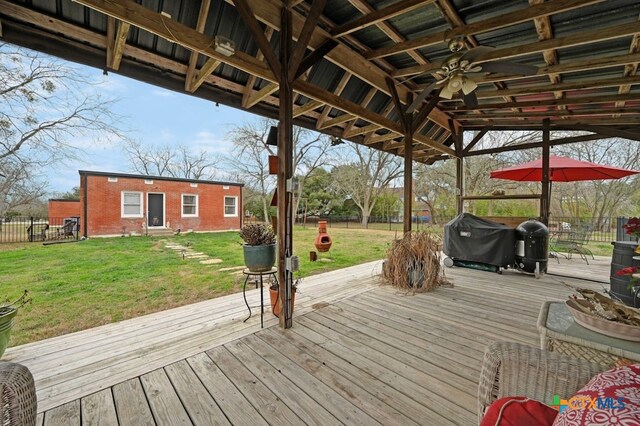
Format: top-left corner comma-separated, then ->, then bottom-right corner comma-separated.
490,155 -> 639,222
490,155 -> 639,182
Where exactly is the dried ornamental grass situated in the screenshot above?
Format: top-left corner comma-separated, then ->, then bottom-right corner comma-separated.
381,231 -> 449,293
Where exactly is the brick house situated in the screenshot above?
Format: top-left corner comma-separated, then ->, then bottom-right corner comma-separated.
48,199 -> 81,219
78,171 -> 243,237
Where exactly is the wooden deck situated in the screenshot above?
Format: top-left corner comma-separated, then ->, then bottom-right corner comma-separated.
6,260 -> 610,425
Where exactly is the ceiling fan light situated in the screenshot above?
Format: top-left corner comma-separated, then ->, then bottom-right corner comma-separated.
440,85 -> 454,99
461,78 -> 478,95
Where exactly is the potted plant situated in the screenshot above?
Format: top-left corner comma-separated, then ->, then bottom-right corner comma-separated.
269,277 -> 299,317
0,290 -> 31,359
239,223 -> 276,272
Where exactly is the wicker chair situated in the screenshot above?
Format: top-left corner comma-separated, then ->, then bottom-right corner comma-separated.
0,362 -> 37,426
477,342 -> 606,423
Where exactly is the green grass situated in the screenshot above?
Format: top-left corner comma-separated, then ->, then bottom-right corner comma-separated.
0,226 -> 397,345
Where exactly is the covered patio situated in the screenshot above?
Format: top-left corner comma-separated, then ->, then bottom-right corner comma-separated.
2,0 -> 640,325
3,260 -> 607,424
1,0 -> 640,424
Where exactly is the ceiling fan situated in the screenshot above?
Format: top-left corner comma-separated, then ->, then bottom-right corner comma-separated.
405,38 -> 538,113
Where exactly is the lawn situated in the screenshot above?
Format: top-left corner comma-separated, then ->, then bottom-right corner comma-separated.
0,226 -> 396,346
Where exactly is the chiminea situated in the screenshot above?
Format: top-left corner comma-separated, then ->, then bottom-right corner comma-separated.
314,220 -> 332,252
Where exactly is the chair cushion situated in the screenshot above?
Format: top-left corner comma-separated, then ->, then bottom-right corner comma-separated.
480,396 -> 558,426
552,363 -> 640,425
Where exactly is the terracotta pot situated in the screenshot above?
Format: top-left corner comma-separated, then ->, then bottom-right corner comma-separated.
314,220 -> 332,252
269,286 -> 296,317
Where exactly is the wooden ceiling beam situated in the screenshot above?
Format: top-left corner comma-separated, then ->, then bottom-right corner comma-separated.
366,0 -> 604,59
293,100 -> 322,117
464,134 -> 608,157
242,27 -> 274,106
105,19 -> 129,71
185,0 -> 212,92
294,79 -> 454,154
561,125 -> 640,143
243,82 -> 279,108
529,0 -> 563,106
463,117 -> 640,127
65,0 -> 453,155
614,31 -> 640,111
233,0 -> 281,77
189,57 -> 222,93
457,107 -> 640,120
331,0 -> 434,38
476,75 -> 640,99
318,113 -> 357,130
344,0 -> 434,67
342,87 -> 377,136
288,0 -> 326,77
462,128 -> 489,154
443,93 -> 640,111
316,73 -> 351,129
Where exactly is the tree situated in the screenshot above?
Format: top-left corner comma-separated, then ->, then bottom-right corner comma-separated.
226,119 -> 332,222
552,138 -> 640,229
124,140 -> 220,180
298,167 -> 343,216
0,43 -> 126,214
330,144 -> 403,227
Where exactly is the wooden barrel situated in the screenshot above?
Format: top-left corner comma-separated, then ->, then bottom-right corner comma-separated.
610,241 -> 640,306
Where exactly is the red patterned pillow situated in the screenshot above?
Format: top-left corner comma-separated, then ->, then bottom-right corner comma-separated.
480,396 -> 558,426
552,363 -> 640,425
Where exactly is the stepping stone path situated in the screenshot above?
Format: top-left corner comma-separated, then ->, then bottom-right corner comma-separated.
163,242 -> 223,265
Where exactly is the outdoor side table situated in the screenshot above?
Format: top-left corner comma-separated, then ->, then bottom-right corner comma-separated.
537,301 -> 640,367
242,268 -> 277,328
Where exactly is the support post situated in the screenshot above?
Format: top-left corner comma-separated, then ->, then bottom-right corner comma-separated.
403,131 -> 413,234
541,119 -> 551,226
455,131 -> 464,215
278,5 -> 294,328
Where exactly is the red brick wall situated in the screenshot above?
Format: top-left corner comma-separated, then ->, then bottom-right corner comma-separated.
80,174 -> 242,237
48,200 -> 81,219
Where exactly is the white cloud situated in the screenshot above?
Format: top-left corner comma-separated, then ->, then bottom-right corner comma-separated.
151,89 -> 174,97
192,130 -> 233,154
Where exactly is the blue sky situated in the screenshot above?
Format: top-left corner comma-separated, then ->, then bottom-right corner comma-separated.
48,66 -> 258,194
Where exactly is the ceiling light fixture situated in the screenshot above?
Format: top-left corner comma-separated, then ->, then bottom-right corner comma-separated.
330,136 -> 344,146
214,35 -> 236,57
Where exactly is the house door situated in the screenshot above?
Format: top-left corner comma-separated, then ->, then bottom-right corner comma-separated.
148,193 -> 164,227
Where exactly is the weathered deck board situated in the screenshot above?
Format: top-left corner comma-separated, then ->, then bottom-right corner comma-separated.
23,260 -> 612,425
80,389 -> 118,426
111,379 -> 154,426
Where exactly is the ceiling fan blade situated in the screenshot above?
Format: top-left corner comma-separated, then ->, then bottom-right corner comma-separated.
440,83 -> 455,99
460,46 -> 495,62
405,82 -> 438,114
480,61 -> 538,76
461,77 -> 478,95
463,91 -> 478,108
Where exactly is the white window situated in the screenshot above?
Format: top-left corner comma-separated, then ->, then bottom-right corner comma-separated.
223,185 -> 229,190
108,177 -> 118,183
190,183 -> 198,188
224,196 -> 238,217
121,192 -> 143,217
144,179 -> 153,185
182,194 -> 198,217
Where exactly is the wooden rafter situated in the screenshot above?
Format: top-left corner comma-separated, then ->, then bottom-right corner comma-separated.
316,73 -> 351,129
529,0 -> 563,106
443,93 -> 640,112
242,27 -> 275,106
106,19 -> 129,71
366,0 -> 604,59
62,0 -> 452,155
474,75 -> 640,99
614,29 -> 640,111
331,0 -> 434,38
185,0 -> 212,92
